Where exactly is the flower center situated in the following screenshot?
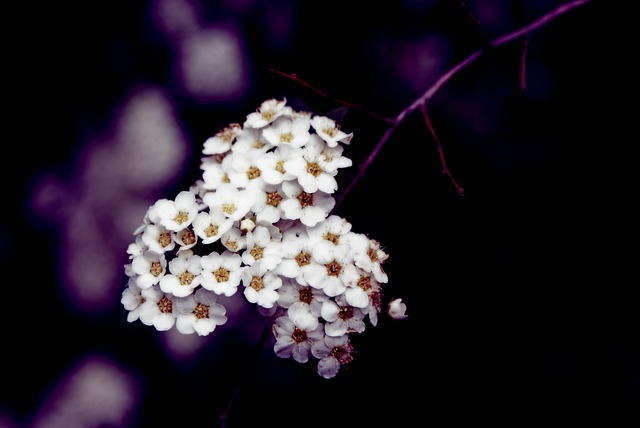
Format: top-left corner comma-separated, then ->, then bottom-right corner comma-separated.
247,166 -> 261,180
292,327 -> 307,343
250,245 -> 264,260
358,275 -> 371,291
158,232 -> 172,248
174,211 -> 189,225
150,261 -> 163,277
214,267 -> 230,282
307,162 -> 322,177
250,276 -> 264,291
298,288 -> 313,304
295,251 -> 311,267
266,191 -> 282,207
194,303 -> 209,319
179,271 -> 195,285
205,224 -> 219,238
297,191 -> 313,208
158,296 -> 172,314
326,261 -> 341,276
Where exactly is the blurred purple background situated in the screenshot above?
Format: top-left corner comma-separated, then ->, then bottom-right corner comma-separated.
3,0 -> 637,427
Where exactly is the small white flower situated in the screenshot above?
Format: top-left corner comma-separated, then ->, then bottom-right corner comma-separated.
192,206 -> 234,245
231,127 -> 271,154
306,215 -> 352,247
276,225 -> 321,286
126,234 -> 145,259
139,285 -> 177,331
272,314 -> 325,364
241,225 -> 282,270
344,269 -> 382,310
344,232 -> 389,283
241,262 -> 283,309
202,123 -> 242,155
321,294 -> 367,337
287,301 -> 319,331
311,334 -> 354,379
121,278 -> 145,323
173,225 -> 198,251
250,184 -> 286,225
200,250 -> 244,296
311,115 -> 352,147
304,240 -> 359,297
174,288 -> 228,336
200,157 -> 231,191
225,149 -> 267,190
220,226 -> 247,253
255,144 -> 302,185
202,184 -> 256,221
262,115 -> 311,148
159,250 -> 203,297
276,277 -> 328,318
387,298 -> 408,320
130,250 -> 167,289
284,134 -> 341,194
141,224 -> 176,254
244,98 -> 288,128
280,180 -> 335,227
150,190 -> 199,232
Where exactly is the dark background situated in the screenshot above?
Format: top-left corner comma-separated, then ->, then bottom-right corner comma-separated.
3,0 -> 637,427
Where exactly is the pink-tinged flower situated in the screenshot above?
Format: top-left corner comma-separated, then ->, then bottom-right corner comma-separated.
320,294 -> 367,337
387,298 -> 408,320
272,314 -> 325,364
311,334 -> 354,379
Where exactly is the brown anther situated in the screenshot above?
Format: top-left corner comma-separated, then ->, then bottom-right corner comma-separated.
214,267 -> 230,282
295,252 -> 311,267
158,297 -> 172,314
179,271 -> 195,285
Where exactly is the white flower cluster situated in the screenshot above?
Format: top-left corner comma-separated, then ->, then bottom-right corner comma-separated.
121,98 -> 407,379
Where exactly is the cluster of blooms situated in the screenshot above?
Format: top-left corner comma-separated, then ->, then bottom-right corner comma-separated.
121,98 -> 408,379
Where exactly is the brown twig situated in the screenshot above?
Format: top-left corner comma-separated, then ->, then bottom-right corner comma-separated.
421,104 -> 464,196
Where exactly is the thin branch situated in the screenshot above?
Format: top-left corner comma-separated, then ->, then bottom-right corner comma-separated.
421,105 -> 464,196
335,0 -> 593,207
